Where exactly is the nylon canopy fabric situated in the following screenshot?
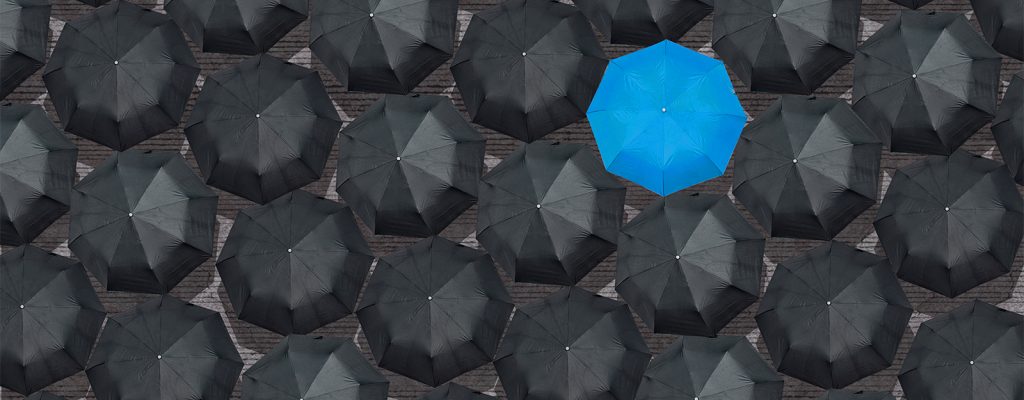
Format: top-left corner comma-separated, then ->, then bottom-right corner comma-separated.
571,0 -> 713,46
25,392 -> 65,400
77,0 -> 109,5
993,71 -> 1023,185
165,0 -> 308,55
889,0 -> 933,8
242,335 -> 390,400
0,0 -> 49,99
819,391 -> 896,400
971,0 -> 1023,60
419,383 -> 492,400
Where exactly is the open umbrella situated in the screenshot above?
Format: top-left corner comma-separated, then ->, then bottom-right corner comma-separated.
452,0 -> 607,142
336,94 -> 484,237
495,287 -> 651,400
69,150 -> 217,294
1,245 -> 105,395
218,190 -> 374,335
571,0 -> 713,45
819,391 -> 895,400
732,95 -> 882,240
186,54 -> 341,204
636,335 -> 783,400
0,0 -> 49,99
243,335 -> 389,400
78,0 -> 109,6
971,0 -> 1023,60
420,383 -> 491,400
25,392 -> 64,400
477,141 -> 625,286
616,192 -> 765,337
1,103 -> 77,246
756,241 -> 913,389
587,40 -> 746,195
994,71 -> 1023,185
874,150 -> 1024,297
165,0 -> 308,55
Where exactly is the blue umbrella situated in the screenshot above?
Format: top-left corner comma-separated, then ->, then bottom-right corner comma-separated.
587,40 -> 746,195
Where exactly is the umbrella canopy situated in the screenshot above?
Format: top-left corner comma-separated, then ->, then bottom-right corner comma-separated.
0,0 -> 49,99
587,40 -> 746,195
712,0 -> 860,94
165,0 -> 307,55
874,150 -> 1024,297
819,391 -> 895,400
971,0 -> 1023,60
853,10 -> 1001,155
899,300 -> 1024,400
452,0 -> 607,142
25,392 -> 64,400
0,245 -> 105,395
243,335 -> 389,400
86,295 -> 243,400
571,0 -> 713,45
310,0 -> 457,94
994,71 -> 1023,185
477,141 -> 626,285
756,241 -> 913,389
420,383 -> 492,400
889,0 -> 932,8
494,287 -> 651,400
186,54 -> 341,204
78,0 -> 109,6
1,103 -> 77,246
69,150 -> 217,294
218,190 -> 375,335
635,335 -> 783,400
616,192 -> 765,337
732,95 -> 882,240
336,94 -> 484,237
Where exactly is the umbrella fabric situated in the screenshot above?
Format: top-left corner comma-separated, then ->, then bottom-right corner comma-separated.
78,0 -> 109,6
186,54 -> 341,204
336,94 -> 484,237
165,0 -> 307,55
0,245 -> 105,395
899,300 -> 1024,400
310,0 -> 457,94
993,71 -> 1023,185
732,95 -> 882,240
477,141 -> 625,286
357,236 -> 514,386
971,0 -> 1023,60
0,0 -> 49,99
494,286 -> 651,400
452,0 -> 607,142
571,0 -> 713,45
242,335 -> 389,400
635,335 -> 783,400
86,295 -> 243,400
419,383 -> 492,400
756,241 -> 913,389
616,192 -> 765,337
25,392 -> 65,400
69,150 -> 217,294
217,190 -> 375,335
1,103 -> 77,246
587,40 -> 746,195
712,0 -> 860,95
819,391 -> 896,400
889,0 -> 933,8
874,150 -> 1024,297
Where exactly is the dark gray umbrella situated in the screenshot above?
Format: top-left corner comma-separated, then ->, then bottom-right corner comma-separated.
889,0 -> 932,8
243,335 -> 389,400
218,190 -> 374,335
994,71 -> 1023,185
571,0 -> 713,46
616,192 -> 765,337
77,0 -> 109,6
420,383 -> 491,400
69,150 -> 217,294
0,0 -> 49,99
1,103 -> 77,246
636,335 -> 783,400
732,95 -> 882,240
972,0 -> 1023,60
477,141 -> 625,286
165,0 -> 308,55
819,391 -> 896,400
336,94 -> 484,237
186,54 -> 341,204
874,150 -> 1024,297
25,392 -> 65,400
1,245 -> 105,396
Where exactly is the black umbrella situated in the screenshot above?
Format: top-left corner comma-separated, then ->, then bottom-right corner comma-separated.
571,0 -> 713,46
78,0 -> 109,6
889,0 -> 932,8
165,0 -> 308,55
494,286 -> 651,400
616,192 -> 765,337
635,335 -> 783,400
819,391 -> 895,400
1,245 -> 105,395
69,150 -> 217,294
477,141 -> 625,286
874,150 -> 1024,297
420,383 -> 491,400
756,241 -> 913,389
1,103 -> 77,246
0,0 -> 49,99
452,0 -> 607,142
43,1 -> 200,150
732,95 -> 882,240
899,300 -> 1024,400
186,54 -> 341,204
357,236 -> 514,386
242,335 -> 389,400
218,190 -> 375,335
994,71 -> 1023,185
25,392 -> 65,400
86,295 -> 243,400
971,0 -> 1023,60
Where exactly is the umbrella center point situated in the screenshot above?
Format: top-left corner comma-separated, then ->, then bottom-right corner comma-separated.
675,255 -> 681,260
113,60 -> 119,65
396,156 -> 401,161
826,301 -> 832,306
255,113 -> 261,118
522,52 -> 527,57
912,74 -> 917,79
157,354 -> 162,359
128,212 -> 133,217
536,204 -> 541,209
661,107 -> 667,113
427,296 -> 433,301
369,13 -> 374,17
564,346 -> 570,351
19,304 -> 24,309
772,13 -> 777,18
792,159 -> 798,164
287,248 -> 292,253
944,207 -> 950,212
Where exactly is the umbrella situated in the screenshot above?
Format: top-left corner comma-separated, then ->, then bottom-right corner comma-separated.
86,295 -> 243,400
0,0 -> 49,99
635,335 -> 783,400
78,0 -> 109,6
993,71 -> 1023,185
25,393 -> 64,400
853,10 -> 1001,155
971,0 -> 1023,60
756,241 -> 913,389
242,335 -> 389,400
310,0 -> 457,94
43,1 -> 200,151
587,40 -> 747,195
69,150 -> 217,294
899,300 -> 1024,400
336,94 -> 484,237
494,286 -> 651,400
889,0 -> 932,8
711,0 -> 860,94
874,150 -> 1024,297
357,236 -> 514,386
217,190 -> 375,335
616,192 -> 765,337
452,0 -> 607,142
0,245 -> 105,395
165,0 -> 308,55
186,54 -> 341,204
1,103 -> 77,246
571,0 -> 713,46
477,141 -> 626,286
732,95 -> 882,240
819,391 -> 895,400
420,383 -> 492,400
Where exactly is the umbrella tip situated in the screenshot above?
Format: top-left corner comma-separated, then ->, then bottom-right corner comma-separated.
772,13 -> 777,18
